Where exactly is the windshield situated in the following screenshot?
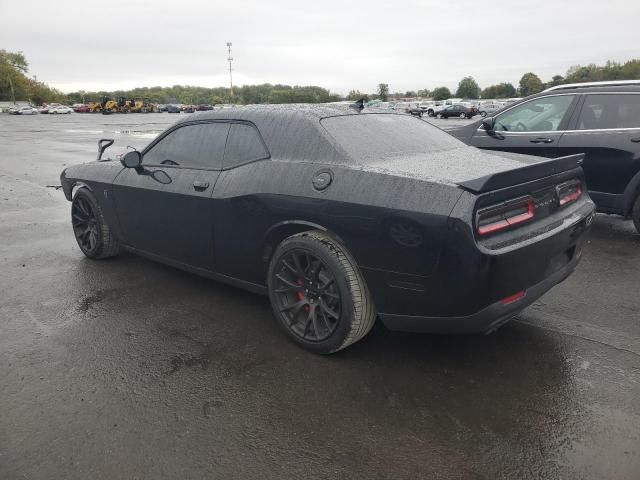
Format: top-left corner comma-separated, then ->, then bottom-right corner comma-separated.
321,113 -> 463,161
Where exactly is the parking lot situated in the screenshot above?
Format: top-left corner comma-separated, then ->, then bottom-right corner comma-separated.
1,113 -> 639,479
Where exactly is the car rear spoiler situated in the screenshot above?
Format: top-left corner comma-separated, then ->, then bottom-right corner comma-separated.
457,153 -> 584,194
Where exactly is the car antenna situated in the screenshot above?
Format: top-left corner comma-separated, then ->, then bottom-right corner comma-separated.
349,98 -> 365,112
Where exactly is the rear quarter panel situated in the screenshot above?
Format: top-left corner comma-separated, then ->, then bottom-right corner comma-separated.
211,159 -> 464,295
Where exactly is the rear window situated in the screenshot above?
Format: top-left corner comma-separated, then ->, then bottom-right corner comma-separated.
320,114 -> 462,160
578,94 -> 640,130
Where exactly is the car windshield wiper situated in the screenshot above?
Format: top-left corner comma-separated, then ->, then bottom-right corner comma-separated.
160,159 -> 179,165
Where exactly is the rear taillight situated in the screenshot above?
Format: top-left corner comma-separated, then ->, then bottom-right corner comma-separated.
477,196 -> 535,236
557,180 -> 582,207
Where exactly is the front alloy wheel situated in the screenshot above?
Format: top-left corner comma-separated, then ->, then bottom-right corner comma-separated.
71,189 -> 121,259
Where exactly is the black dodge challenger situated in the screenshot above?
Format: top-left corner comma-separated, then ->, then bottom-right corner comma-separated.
60,105 -> 595,353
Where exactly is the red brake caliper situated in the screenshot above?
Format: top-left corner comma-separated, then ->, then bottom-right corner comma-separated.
296,279 -> 310,312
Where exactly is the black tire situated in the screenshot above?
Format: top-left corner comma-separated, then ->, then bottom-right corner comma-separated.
480,111 -> 487,117
71,188 -> 121,259
459,112 -> 466,119
267,231 -> 376,354
632,194 -> 640,233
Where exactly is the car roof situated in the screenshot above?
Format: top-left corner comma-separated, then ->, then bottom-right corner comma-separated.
543,79 -> 640,92
174,104 -> 397,163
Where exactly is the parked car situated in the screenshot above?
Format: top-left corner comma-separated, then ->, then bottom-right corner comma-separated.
72,104 -> 90,113
425,102 -> 447,117
477,103 -> 505,117
450,80 -> 640,232
166,104 -> 181,113
49,105 -> 73,114
12,106 -> 39,115
38,105 -> 50,114
436,104 -> 475,119
59,105 -> 594,353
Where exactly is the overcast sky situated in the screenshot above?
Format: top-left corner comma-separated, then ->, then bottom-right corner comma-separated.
1,0 -> 638,95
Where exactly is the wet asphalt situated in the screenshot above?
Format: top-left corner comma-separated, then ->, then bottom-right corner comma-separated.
0,113 -> 639,480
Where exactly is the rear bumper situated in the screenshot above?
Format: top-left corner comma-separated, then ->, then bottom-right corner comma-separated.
378,249 -> 579,334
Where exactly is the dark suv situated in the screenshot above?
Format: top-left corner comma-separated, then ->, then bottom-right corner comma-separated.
451,81 -> 640,231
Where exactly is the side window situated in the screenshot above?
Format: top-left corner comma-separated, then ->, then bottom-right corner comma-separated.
143,122 -> 230,169
578,94 -> 640,130
494,95 -> 575,132
223,123 -> 270,169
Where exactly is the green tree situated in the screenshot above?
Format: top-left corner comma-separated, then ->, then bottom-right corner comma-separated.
346,89 -> 369,101
518,72 -> 544,97
455,76 -> 480,99
417,88 -> 431,98
431,86 -> 452,101
481,82 -> 516,99
545,75 -> 565,89
377,83 -> 389,101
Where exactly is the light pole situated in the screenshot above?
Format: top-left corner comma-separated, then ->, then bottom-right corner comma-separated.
226,42 -> 233,100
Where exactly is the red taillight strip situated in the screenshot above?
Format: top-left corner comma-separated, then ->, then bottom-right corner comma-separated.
477,198 -> 535,236
559,184 -> 582,206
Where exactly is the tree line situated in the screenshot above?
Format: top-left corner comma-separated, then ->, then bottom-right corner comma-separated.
374,59 -> 640,101
2,49 -> 639,105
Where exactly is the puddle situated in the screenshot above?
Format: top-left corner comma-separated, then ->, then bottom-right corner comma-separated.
114,130 -> 162,138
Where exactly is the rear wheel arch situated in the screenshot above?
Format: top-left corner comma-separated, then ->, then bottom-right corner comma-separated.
261,221 -> 348,277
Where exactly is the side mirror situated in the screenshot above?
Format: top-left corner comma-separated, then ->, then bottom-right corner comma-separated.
482,116 -> 495,133
121,150 -> 142,169
97,138 -> 114,161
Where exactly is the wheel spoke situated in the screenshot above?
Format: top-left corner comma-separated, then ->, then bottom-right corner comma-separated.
291,254 -> 305,277
77,199 -> 90,217
274,286 -> 296,293
320,277 -> 335,290
302,308 -> 313,338
319,298 -> 339,319
281,258 -> 298,275
280,299 -> 306,314
319,307 -> 332,331
310,306 -> 322,339
275,273 -> 300,290
321,290 -> 340,300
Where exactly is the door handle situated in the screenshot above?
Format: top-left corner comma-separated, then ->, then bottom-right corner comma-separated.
631,137 -> 640,143
530,137 -> 554,144
192,180 -> 210,191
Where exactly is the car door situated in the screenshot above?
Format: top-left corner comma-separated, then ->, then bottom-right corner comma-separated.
112,121 -> 230,270
469,94 -> 578,158
557,93 -> 640,212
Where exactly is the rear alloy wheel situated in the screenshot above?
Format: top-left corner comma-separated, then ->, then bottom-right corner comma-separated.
632,194 -> 640,233
71,188 -> 121,259
459,112 -> 466,119
268,231 -> 376,354
480,111 -> 487,117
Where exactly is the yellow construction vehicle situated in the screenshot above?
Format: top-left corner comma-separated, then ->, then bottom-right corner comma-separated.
88,96 -> 133,114
129,97 -> 156,113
